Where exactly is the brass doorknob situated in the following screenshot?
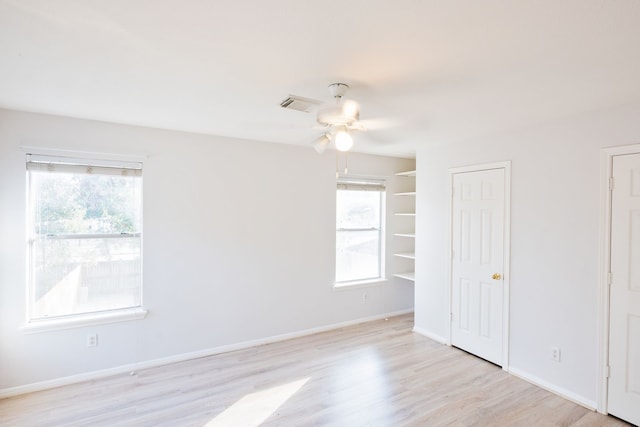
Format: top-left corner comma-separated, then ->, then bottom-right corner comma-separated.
492,273 -> 502,280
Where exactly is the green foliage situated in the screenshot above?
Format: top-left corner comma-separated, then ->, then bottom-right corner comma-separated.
33,172 -> 140,235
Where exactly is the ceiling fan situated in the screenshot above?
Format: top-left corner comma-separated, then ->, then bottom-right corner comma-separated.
280,83 -> 365,154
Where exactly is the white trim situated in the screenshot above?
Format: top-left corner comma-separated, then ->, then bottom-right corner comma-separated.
25,152 -> 144,327
448,161 -> 512,368
448,161 -> 510,174
335,182 -> 386,285
333,278 -> 388,290
597,143 -> 640,414
503,162 -> 512,369
22,308 -> 148,333
446,170 -> 455,346
509,367 -> 597,411
413,326 -> 448,345
0,309 -> 413,398
18,145 -> 148,163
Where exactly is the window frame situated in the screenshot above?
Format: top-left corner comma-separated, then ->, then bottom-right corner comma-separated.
334,178 -> 387,287
24,153 -> 147,331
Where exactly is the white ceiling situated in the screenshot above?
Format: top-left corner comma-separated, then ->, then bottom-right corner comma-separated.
1,0 -> 639,158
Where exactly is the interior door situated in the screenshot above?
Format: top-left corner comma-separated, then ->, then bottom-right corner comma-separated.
608,153 -> 640,426
451,168 -> 505,366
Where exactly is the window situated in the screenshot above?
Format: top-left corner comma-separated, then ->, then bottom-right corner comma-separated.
335,179 -> 385,285
26,154 -> 143,322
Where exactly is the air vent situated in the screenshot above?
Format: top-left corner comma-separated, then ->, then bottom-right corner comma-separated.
279,95 -> 322,113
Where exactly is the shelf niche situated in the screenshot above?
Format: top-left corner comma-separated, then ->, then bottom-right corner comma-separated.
393,169 -> 416,283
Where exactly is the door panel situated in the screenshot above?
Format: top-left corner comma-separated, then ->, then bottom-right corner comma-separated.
480,282 -> 491,337
451,168 -> 505,365
460,279 -> 471,331
629,316 -> 640,394
631,211 -> 640,290
609,153 -> 640,425
481,209 -> 493,265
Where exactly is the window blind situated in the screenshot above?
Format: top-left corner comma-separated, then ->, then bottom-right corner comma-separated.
337,179 -> 386,192
26,154 -> 142,176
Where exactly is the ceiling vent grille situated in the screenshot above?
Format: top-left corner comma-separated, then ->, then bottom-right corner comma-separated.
280,95 -> 322,113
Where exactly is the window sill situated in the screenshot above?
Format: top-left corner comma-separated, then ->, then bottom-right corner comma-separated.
22,308 -> 148,334
333,278 -> 388,291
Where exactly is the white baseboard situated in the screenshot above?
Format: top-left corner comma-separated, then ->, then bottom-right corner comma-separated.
508,366 -> 597,411
0,308 -> 414,399
412,326 -> 448,345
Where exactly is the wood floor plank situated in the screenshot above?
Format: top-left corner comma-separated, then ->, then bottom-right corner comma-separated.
0,315 -> 631,426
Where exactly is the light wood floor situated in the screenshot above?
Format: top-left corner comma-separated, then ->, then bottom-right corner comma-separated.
0,314 -> 631,427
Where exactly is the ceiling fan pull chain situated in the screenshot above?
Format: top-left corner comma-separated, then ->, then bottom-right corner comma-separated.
335,151 -> 348,177
344,152 -> 348,175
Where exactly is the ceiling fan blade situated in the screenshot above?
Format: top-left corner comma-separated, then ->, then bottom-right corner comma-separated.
355,118 -> 402,131
342,99 -> 360,120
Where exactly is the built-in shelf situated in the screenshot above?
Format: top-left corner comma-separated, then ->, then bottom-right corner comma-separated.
394,233 -> 415,238
394,169 -> 416,284
394,252 -> 416,259
394,272 -> 416,281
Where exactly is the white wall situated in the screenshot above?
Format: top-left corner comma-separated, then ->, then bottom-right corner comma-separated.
0,109 -> 415,391
414,102 -> 640,406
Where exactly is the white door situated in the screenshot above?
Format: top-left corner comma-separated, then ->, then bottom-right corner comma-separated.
608,153 -> 640,426
451,168 -> 505,365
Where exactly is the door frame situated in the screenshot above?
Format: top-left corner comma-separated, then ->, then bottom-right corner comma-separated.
597,144 -> 640,414
448,161 -> 511,369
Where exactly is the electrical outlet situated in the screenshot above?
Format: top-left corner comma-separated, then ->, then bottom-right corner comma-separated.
87,333 -> 98,347
551,346 -> 561,362
363,293 -> 368,301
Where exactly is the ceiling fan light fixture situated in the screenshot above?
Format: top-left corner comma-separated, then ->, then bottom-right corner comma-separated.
312,134 -> 331,154
334,130 -> 353,152
282,82 -> 364,154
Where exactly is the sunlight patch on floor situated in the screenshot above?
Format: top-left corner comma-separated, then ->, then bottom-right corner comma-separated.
204,378 -> 310,427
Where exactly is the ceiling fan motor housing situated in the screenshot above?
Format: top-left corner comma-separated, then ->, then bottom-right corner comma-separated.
328,83 -> 349,99
318,83 -> 360,127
